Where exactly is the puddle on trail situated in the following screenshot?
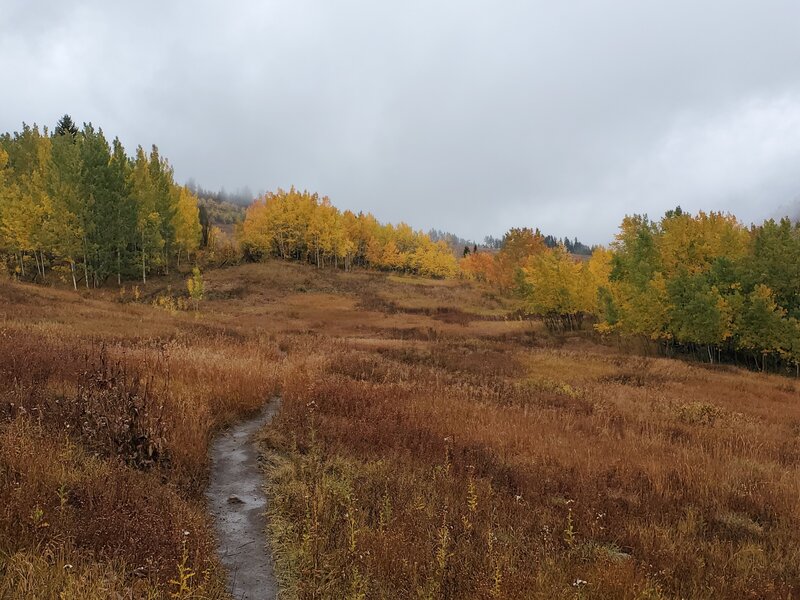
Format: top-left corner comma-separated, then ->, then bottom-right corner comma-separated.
206,399 -> 280,600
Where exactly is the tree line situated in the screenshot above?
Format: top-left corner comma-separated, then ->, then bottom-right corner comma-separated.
241,187 -> 459,277
4,117 -> 798,371
0,115 -> 201,288
462,209 -> 800,373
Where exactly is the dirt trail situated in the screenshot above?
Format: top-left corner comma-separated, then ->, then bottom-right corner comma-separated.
206,399 -> 280,600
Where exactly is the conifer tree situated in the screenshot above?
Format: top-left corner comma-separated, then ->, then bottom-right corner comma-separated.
54,114 -> 78,138
79,124 -> 117,286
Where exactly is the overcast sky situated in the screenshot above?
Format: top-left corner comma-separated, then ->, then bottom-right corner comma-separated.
3,1 -> 800,244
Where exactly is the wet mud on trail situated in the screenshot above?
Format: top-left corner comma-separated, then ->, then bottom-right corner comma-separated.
206,398 -> 281,600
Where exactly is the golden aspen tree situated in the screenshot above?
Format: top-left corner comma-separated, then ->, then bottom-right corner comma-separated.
523,245 -> 586,331
0,148 -> 12,274
1,125 -> 49,278
186,266 -> 204,310
381,238 -> 403,271
173,186 -> 202,267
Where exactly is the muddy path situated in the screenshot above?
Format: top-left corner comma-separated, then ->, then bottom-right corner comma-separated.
206,398 -> 281,600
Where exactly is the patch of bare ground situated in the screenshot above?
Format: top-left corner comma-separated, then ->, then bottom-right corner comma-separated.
207,399 -> 281,600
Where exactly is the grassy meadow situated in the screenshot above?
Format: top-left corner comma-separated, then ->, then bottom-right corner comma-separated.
1,261 -> 799,598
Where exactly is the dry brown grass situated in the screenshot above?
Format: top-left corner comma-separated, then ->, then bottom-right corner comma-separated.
261,338 -> 800,599
3,259 -> 800,598
0,277 -> 284,597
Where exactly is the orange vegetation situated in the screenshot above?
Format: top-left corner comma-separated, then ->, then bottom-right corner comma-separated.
1,261 -> 799,598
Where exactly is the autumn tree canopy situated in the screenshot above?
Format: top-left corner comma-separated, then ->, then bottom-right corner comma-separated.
492,207 -> 800,373
240,187 -> 459,278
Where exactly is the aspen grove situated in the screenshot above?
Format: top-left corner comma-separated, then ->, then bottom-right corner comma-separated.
460,210 -> 800,373
0,117 -> 202,288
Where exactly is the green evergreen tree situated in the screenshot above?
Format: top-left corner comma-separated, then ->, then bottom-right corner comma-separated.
78,124 -> 114,286
54,114 -> 78,138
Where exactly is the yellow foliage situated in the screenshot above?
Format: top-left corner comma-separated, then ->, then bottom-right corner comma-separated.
523,245 -> 585,316
241,188 -> 457,277
173,186 -> 202,263
658,211 -> 748,277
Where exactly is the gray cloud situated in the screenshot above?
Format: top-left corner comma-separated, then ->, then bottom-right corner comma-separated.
3,0 -> 800,244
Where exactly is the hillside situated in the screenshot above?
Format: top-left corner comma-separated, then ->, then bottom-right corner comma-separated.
2,261 -> 799,598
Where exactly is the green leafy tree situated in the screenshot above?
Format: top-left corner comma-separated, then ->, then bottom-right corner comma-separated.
607,215 -> 670,340
667,271 -> 731,361
736,284 -> 790,371
131,146 -> 163,284
47,132 -> 84,288
742,218 -> 800,319
108,138 -> 137,284
148,145 -> 178,273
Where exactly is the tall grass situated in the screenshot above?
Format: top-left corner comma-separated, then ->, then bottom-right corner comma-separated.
0,299 -> 283,596
4,261 -> 800,598
262,336 -> 800,599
